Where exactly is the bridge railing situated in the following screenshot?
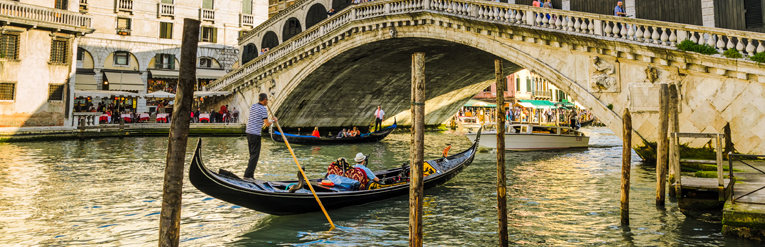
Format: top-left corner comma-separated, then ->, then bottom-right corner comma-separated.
216,0 -> 765,92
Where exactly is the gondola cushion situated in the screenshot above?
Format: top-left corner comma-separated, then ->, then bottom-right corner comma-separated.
326,174 -> 360,190
326,159 -> 370,190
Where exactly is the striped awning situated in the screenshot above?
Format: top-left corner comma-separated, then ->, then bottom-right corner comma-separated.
196,69 -> 227,80
74,74 -> 98,91
150,69 -> 179,79
104,72 -> 144,91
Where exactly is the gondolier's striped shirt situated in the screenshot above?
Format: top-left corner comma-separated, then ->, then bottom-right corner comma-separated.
246,103 -> 268,135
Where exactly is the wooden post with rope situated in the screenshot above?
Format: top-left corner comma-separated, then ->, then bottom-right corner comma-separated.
494,59 -> 508,247
409,52 -> 426,247
266,107 -> 335,229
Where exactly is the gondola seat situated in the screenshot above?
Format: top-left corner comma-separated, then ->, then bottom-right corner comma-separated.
326,158 -> 370,190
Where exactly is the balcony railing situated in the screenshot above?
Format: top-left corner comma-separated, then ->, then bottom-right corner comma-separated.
0,0 -> 92,29
200,9 -> 214,22
533,91 -> 552,98
158,3 -> 174,18
116,0 -> 133,12
240,13 -> 254,27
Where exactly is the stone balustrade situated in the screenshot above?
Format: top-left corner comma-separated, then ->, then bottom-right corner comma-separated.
116,0 -> 133,12
73,112 -> 102,129
240,13 -> 254,27
0,0 -> 92,29
200,9 -> 214,22
158,3 -> 174,18
214,0 -> 765,92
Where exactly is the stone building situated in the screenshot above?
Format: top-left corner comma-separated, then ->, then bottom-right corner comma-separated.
268,0 -> 297,18
74,0 -> 268,113
473,69 -> 572,103
0,0 -> 94,127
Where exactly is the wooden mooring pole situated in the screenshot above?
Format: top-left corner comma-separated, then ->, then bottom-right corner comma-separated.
158,18 -> 199,247
621,109 -> 632,226
494,60 -> 508,247
668,84 -> 679,198
656,84 -> 669,206
409,52 -> 425,247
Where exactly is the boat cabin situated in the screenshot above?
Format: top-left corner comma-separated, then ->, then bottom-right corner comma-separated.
508,124 -> 586,137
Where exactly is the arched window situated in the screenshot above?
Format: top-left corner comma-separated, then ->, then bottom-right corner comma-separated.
282,18 -> 302,42
242,43 -> 257,64
332,0 -> 352,12
261,31 -> 279,51
305,4 -> 328,29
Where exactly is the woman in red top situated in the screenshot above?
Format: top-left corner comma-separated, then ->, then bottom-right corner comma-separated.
311,127 -> 321,138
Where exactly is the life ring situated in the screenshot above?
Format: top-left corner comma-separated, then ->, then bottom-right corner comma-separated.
509,127 -> 516,133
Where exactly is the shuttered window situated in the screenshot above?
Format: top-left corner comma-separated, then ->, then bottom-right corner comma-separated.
0,34 -> 19,60
0,82 -> 15,101
117,18 -> 131,30
160,22 -> 173,39
744,0 -> 764,29
50,39 -> 68,64
201,27 -> 217,43
155,54 -> 175,69
55,0 -> 68,10
48,84 -> 65,101
202,0 -> 213,9
242,0 -> 252,14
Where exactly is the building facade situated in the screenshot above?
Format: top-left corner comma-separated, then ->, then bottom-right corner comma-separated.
473,69 -> 572,104
74,0 -> 268,113
0,0 -> 94,127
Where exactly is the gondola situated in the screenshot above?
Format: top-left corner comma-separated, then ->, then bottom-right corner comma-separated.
269,120 -> 397,145
580,118 -> 595,127
189,128 -> 481,215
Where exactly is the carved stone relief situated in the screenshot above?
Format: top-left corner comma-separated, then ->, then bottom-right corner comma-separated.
645,65 -> 659,83
589,56 -> 620,93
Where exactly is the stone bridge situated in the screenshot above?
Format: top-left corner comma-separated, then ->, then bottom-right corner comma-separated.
209,0 -> 765,154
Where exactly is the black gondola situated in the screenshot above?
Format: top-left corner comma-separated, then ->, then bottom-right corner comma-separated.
189,128 -> 481,215
270,121 -> 397,145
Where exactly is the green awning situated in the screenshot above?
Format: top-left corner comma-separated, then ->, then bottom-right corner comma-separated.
519,100 -> 557,109
464,99 -> 497,108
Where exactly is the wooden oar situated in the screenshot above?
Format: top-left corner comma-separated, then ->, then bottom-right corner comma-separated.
266,107 -> 335,229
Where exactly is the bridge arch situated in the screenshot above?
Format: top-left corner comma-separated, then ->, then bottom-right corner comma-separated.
282,17 -> 303,42
241,43 -> 258,65
305,4 -> 328,29
261,31 -> 279,51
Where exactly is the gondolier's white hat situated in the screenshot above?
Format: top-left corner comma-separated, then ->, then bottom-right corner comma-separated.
354,153 -> 366,163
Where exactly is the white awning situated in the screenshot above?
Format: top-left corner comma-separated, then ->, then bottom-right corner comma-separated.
104,72 -> 144,91
518,102 -> 535,108
74,74 -> 98,91
196,69 -> 227,79
74,90 -> 140,98
150,69 -> 179,79
145,91 -> 176,99
193,91 -> 231,98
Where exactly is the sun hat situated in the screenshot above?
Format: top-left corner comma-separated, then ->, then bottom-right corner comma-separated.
354,153 -> 366,163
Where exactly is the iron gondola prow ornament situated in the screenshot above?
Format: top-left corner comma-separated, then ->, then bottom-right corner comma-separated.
266,106 -> 336,229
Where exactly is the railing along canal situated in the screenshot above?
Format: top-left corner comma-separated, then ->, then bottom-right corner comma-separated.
212,0 -> 765,92
729,153 -> 765,205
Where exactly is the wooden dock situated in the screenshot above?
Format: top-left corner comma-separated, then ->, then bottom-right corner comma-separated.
722,157 -> 765,242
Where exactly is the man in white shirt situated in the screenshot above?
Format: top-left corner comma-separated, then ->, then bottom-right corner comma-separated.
373,106 -> 385,132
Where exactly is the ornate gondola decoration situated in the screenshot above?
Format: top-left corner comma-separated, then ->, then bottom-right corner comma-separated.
188,128 -> 481,215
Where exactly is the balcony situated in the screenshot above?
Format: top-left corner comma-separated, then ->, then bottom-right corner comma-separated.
0,0 -> 93,32
240,13 -> 254,27
116,0 -> 133,13
158,3 -> 174,18
200,9 -> 214,22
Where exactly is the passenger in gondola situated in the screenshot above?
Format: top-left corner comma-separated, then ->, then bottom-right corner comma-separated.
336,128 -> 347,138
311,127 -> 321,138
353,153 -> 379,184
350,127 -> 361,137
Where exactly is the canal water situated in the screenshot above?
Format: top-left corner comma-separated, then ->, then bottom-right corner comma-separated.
0,127 -> 758,246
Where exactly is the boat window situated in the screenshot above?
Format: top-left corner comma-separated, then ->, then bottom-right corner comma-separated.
520,126 -> 528,133
532,126 -> 557,134
508,126 -> 521,133
560,128 -> 573,135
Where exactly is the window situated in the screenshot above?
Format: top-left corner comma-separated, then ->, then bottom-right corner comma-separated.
48,84 -> 65,101
0,34 -> 19,60
238,30 -> 248,39
0,82 -> 15,101
114,52 -> 129,66
483,86 -> 491,92
117,17 -> 131,30
160,22 -> 173,39
202,0 -> 214,9
201,27 -> 217,43
155,53 -> 175,69
55,0 -> 68,10
50,39 -> 68,64
198,58 -> 212,68
161,0 -> 173,3
242,0 -> 252,14
516,77 -> 520,91
77,48 -> 83,61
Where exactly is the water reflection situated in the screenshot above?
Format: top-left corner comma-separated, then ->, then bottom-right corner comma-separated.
0,128 -> 759,246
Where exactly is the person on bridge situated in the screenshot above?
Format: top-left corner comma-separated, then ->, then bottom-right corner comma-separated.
244,93 -> 277,180
327,8 -> 336,17
532,0 -> 541,7
312,127 -> 321,138
614,1 -> 627,17
373,106 -> 385,132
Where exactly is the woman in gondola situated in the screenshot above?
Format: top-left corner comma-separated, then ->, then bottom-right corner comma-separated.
311,127 -> 320,138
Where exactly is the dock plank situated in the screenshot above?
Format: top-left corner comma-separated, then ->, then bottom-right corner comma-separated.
675,177 -> 730,190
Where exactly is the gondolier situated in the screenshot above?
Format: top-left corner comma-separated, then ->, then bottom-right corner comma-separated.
244,93 -> 277,180
373,106 -> 385,132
